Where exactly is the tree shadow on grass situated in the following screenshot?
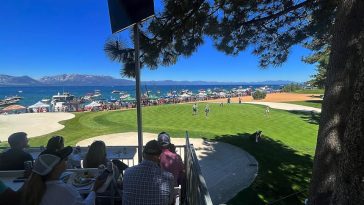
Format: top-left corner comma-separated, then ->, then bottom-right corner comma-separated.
212,133 -> 313,205
305,100 -> 323,103
288,110 -> 321,125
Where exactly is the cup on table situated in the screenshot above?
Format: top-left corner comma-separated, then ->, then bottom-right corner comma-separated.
24,160 -> 33,178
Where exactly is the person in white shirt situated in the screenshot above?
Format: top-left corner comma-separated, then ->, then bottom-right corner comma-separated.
22,146 -> 105,205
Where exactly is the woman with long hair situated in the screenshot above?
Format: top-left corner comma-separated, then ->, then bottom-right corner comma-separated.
83,141 -> 107,168
22,147 -> 105,205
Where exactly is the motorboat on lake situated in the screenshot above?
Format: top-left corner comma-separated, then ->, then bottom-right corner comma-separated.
111,90 -> 121,94
41,98 -> 51,104
52,92 -> 75,103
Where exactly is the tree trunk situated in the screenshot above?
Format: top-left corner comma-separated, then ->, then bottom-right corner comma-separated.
308,0 -> 364,204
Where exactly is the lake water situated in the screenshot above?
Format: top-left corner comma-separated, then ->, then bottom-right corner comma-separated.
0,85 -> 282,107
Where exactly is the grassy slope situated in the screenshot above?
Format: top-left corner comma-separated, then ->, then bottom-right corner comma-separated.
285,100 -> 323,109
28,103 -> 318,204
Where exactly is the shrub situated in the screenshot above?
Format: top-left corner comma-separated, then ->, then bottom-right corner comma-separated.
252,90 -> 267,100
282,83 -> 302,92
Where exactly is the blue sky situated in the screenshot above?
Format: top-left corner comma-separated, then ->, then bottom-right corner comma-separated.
0,0 -> 316,82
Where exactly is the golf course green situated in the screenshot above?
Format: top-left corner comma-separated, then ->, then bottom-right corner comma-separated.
29,103 -> 319,204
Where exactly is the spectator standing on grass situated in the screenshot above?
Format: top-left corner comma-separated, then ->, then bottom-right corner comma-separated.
265,106 -> 270,117
0,132 -> 33,170
205,104 -> 210,117
123,140 -> 174,205
192,103 -> 197,115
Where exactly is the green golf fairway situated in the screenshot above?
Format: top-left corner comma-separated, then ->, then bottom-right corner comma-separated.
28,103 -> 318,204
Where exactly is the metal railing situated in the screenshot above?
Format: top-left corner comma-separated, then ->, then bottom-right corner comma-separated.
184,131 -> 213,205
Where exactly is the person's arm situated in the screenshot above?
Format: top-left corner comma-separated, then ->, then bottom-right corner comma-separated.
72,178 -> 106,205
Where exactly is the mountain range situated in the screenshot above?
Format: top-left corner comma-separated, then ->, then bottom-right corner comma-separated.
0,74 -> 296,86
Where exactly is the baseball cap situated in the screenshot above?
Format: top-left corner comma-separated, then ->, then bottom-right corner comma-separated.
157,132 -> 171,146
143,140 -> 162,155
33,146 -> 73,176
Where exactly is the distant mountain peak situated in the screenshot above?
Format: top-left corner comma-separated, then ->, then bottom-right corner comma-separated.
0,74 -> 297,86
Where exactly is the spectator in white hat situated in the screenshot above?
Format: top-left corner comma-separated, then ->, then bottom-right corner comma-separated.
22,146 -> 105,205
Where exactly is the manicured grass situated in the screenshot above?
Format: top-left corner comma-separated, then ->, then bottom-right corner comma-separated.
28,103 -> 318,204
293,89 -> 325,94
285,100 -> 323,109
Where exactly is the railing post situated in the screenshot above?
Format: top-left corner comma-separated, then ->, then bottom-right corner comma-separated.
184,131 -> 213,205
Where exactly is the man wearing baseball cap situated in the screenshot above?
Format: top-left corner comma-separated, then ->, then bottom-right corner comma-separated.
158,132 -> 185,187
22,146 -> 105,205
123,140 -> 174,205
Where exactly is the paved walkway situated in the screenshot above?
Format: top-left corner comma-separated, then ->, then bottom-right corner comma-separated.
244,101 -> 321,113
77,132 -> 258,205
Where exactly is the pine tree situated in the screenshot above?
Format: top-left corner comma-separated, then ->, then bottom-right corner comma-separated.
105,1 -> 364,203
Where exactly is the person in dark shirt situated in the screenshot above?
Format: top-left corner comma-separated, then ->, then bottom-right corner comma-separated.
0,132 -> 33,170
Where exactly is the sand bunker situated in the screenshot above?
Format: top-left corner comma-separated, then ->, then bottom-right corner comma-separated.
207,92 -> 321,103
77,132 -> 258,204
0,112 -> 75,141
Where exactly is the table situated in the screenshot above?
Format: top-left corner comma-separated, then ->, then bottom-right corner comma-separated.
23,146 -> 137,161
0,168 -> 98,192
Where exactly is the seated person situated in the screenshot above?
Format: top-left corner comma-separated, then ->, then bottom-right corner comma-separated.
0,180 -> 21,205
22,146 -> 105,205
158,132 -> 185,186
0,132 -> 33,170
83,141 -> 108,168
123,140 -> 174,205
46,135 -> 64,151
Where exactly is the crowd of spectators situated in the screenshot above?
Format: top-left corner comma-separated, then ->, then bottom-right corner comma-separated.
0,131 -> 185,205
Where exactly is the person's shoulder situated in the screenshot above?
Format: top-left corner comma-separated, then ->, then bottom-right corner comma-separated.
23,151 -> 33,160
124,164 -> 142,175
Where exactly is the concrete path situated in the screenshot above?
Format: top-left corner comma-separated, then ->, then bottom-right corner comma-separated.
0,112 -> 75,141
77,132 -> 258,205
244,101 -> 321,113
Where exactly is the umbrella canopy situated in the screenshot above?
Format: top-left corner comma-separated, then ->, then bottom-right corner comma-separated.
85,101 -> 102,107
2,104 -> 26,111
180,93 -> 191,98
121,96 -> 136,102
147,95 -> 159,100
28,101 -> 50,109
197,93 -> 207,97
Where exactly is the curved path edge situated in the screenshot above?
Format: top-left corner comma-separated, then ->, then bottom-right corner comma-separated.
243,101 -> 321,113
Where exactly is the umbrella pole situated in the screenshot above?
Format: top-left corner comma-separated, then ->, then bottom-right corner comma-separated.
134,23 -> 143,163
